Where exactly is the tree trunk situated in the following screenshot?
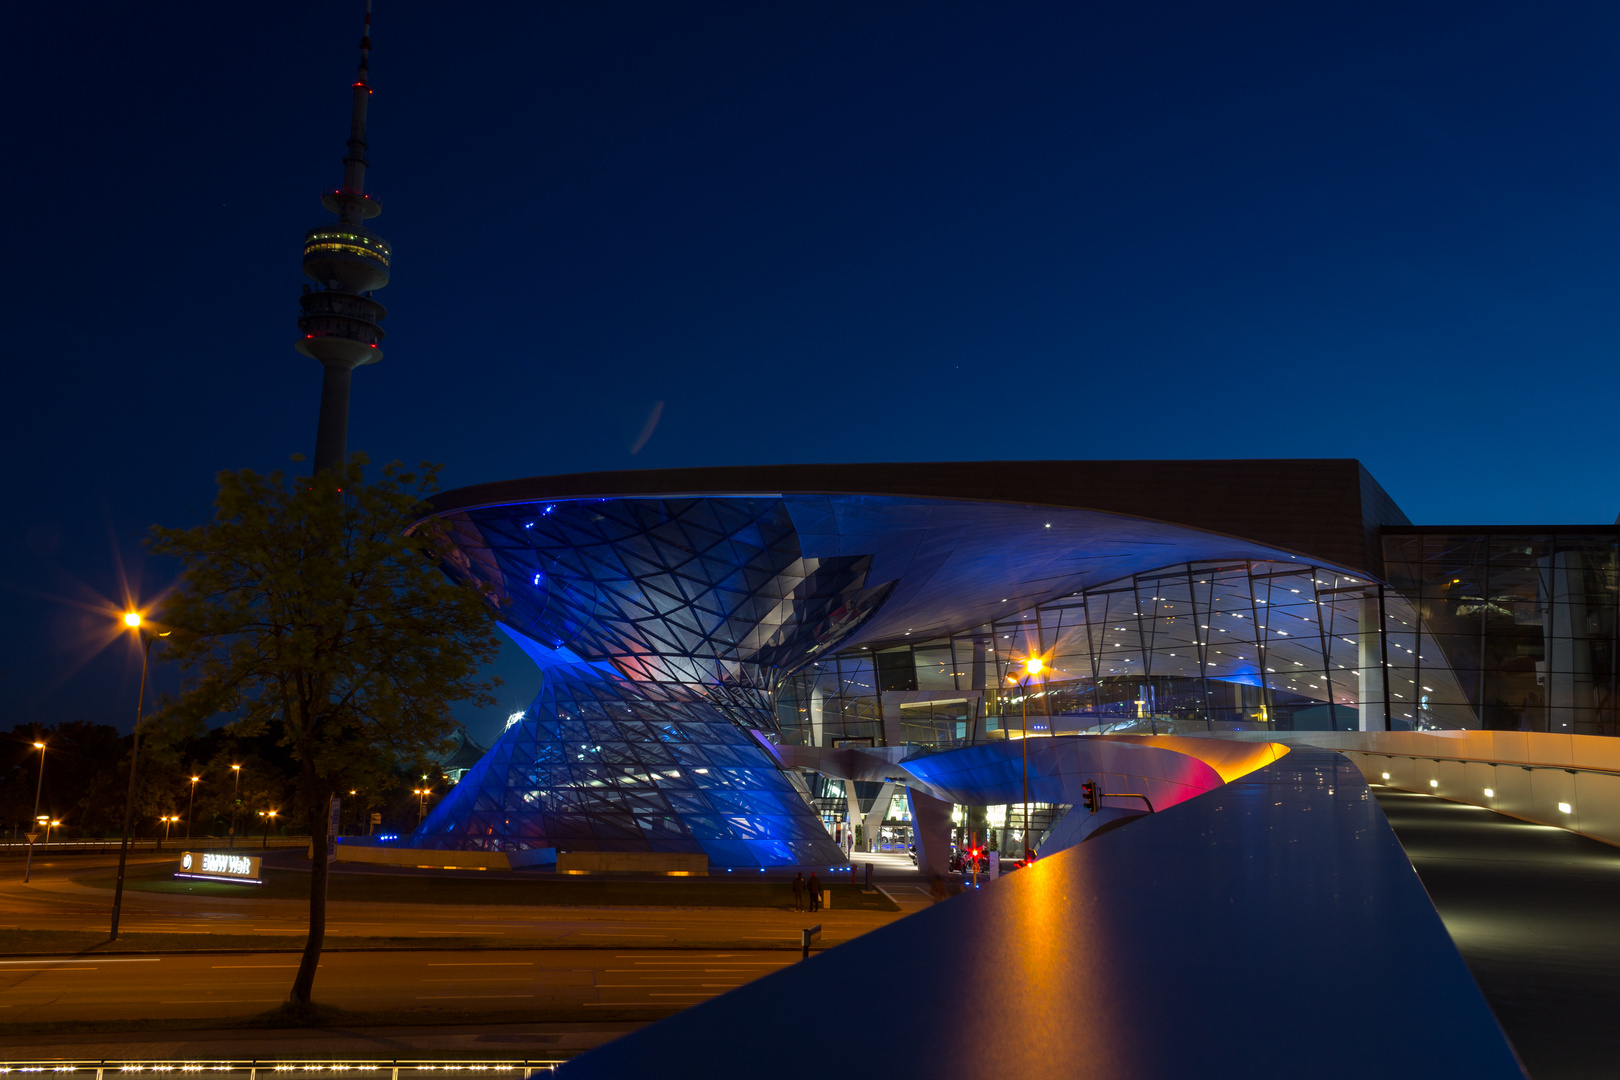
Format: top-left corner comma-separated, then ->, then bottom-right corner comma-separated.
289,781 -> 330,1008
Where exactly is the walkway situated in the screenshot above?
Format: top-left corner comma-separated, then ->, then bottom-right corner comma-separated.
1376,789 -> 1620,1080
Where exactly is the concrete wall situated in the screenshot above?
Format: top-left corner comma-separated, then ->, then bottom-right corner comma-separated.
334,844 -> 556,870
1267,730 -> 1620,848
556,851 -> 709,876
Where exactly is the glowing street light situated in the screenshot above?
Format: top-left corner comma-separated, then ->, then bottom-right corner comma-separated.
1018,654 -> 1048,862
228,764 -> 242,848
22,740 -> 47,883
111,609 -> 169,940
186,776 -> 200,841
259,809 -> 279,849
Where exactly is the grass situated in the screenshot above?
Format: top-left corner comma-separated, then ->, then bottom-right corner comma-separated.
70,862 -> 899,911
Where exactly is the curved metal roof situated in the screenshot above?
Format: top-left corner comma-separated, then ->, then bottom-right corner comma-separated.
427,458 -> 1409,578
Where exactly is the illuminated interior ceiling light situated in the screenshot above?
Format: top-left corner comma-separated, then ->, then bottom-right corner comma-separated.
1429,780 -> 1439,788
1559,802 -> 1573,814
1382,773 -> 1391,780
1484,788 -> 1494,797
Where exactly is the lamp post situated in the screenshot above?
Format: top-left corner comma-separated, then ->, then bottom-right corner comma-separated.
1019,656 -> 1043,861
22,741 -> 46,883
416,775 -> 431,825
110,611 -> 169,940
158,815 -> 177,848
228,764 -> 242,848
260,809 -> 278,849
185,776 -> 200,841
45,819 -> 59,848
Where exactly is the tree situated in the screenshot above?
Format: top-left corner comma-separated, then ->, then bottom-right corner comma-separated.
151,457 -> 500,1013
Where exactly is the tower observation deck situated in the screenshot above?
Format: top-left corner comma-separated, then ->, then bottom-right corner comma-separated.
297,1 -> 389,474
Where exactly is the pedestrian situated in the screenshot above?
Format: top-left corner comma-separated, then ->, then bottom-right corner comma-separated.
808,870 -> 820,912
792,871 -> 805,912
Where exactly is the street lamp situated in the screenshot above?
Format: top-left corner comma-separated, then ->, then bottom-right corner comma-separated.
111,610 -> 169,940
260,809 -> 278,849
185,776 -> 200,841
228,764 -> 242,848
158,814 -> 178,848
1019,656 -> 1044,861
416,777 -> 432,825
22,741 -> 46,884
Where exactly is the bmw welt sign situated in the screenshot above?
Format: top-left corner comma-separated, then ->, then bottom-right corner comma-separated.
176,851 -> 263,884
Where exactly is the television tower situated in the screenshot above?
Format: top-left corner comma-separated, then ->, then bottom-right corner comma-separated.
296,1 -> 390,474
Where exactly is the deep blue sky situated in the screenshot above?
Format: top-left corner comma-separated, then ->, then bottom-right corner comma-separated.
6,1 -> 1620,740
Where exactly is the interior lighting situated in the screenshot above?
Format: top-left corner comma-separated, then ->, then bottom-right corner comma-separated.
1483,788 -> 1494,797
1429,780 -> 1438,788
1559,802 -> 1573,814
1381,773 -> 1390,780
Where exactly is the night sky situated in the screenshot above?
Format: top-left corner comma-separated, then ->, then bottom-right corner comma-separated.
6,1 -> 1620,740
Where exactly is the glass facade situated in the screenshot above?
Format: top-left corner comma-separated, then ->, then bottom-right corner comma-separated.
415,664 -> 846,867
1383,529 -> 1620,734
776,557 -> 1472,744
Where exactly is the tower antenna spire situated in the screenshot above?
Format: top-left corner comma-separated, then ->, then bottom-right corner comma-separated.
296,0 -> 392,474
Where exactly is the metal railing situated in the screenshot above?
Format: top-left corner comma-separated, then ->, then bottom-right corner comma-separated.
0,1061 -> 566,1076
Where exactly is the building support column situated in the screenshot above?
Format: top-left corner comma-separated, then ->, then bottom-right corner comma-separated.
1359,596 -> 1386,732
860,781 -> 897,853
844,786 -> 861,853
906,787 -> 953,880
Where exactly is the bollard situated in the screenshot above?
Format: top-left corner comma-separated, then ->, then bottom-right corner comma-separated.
801,923 -> 822,960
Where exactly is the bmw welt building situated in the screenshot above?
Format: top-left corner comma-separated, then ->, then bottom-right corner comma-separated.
400,459 -> 1620,874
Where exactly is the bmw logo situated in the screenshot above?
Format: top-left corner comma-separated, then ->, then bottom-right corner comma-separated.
181,853 -> 193,870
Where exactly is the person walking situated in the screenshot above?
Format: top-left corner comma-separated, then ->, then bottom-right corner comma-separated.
808,870 -> 821,912
792,871 -> 805,912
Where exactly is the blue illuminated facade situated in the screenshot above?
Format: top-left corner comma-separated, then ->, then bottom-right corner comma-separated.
407,461 -> 1620,867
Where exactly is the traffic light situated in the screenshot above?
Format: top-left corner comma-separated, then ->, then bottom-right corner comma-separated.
1081,780 -> 1099,813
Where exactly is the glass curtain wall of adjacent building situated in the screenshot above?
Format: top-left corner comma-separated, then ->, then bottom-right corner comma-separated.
1383,531 -> 1620,735
775,557 -> 1476,750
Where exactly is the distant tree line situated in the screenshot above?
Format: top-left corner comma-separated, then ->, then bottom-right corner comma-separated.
0,720 -> 450,842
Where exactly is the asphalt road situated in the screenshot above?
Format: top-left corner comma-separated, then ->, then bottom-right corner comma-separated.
0,852 -> 927,951
1376,789 -> 1620,1080
0,947 -> 802,1023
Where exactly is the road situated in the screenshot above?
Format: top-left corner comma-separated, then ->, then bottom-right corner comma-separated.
0,947 -> 802,1023
1376,788 -> 1620,1080
0,848 -> 932,1050
0,852 -> 929,951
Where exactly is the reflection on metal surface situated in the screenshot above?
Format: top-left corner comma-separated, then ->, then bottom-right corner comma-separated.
557,750 -> 1526,1079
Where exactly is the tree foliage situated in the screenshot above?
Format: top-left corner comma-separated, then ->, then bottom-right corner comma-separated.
150,457 -> 501,1009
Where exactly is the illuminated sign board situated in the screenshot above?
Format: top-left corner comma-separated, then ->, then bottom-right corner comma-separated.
175,851 -> 263,885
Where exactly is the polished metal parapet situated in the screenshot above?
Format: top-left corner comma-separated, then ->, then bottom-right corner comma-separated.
557,748 -> 1527,1079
